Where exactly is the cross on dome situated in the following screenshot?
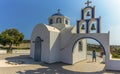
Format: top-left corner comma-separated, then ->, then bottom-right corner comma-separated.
52,9 -> 64,16
85,0 -> 92,7
57,9 -> 61,13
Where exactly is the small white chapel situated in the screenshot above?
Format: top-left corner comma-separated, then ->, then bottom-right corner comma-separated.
30,0 -> 120,71
30,0 -> 100,64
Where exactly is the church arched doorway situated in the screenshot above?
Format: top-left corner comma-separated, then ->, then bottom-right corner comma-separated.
34,37 -> 42,61
73,37 -> 106,54
72,37 -> 107,71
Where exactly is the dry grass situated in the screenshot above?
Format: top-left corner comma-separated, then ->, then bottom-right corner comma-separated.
0,43 -> 30,49
13,43 -> 30,48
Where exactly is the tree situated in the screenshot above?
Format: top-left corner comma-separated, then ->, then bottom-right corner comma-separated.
0,28 -> 24,53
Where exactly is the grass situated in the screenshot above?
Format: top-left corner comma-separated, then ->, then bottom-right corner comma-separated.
87,44 -> 102,52
112,53 -> 120,59
87,44 -> 120,59
111,49 -> 120,58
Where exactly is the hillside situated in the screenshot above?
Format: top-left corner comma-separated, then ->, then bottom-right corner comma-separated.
87,44 -> 120,58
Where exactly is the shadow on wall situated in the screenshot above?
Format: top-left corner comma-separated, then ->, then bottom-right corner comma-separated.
16,62 -> 105,74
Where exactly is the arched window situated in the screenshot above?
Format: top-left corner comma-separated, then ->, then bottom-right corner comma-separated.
66,20 -> 68,24
49,19 -> 53,24
78,41 -> 82,51
89,21 -> 97,33
56,18 -> 62,23
86,10 -> 91,19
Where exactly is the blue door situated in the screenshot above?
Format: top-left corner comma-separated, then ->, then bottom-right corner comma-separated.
34,37 -> 41,61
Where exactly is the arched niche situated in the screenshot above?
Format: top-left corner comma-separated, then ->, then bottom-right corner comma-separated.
84,7 -> 92,19
49,19 -> 53,24
79,20 -> 86,33
56,17 -> 62,23
65,20 -> 68,24
88,19 -> 97,33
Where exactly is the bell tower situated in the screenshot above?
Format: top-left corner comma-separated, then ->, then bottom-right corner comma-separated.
77,0 -> 101,33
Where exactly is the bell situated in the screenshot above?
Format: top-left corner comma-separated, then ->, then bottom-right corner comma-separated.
87,11 -> 90,16
81,25 -> 85,30
91,24 -> 96,30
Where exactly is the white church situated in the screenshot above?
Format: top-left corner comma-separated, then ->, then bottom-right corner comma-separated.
30,0 -> 120,71
30,0 -> 100,64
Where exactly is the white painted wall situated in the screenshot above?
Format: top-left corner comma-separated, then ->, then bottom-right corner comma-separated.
73,39 -> 87,64
106,55 -> 120,70
59,27 -> 74,64
52,23 -> 66,30
30,24 -> 50,63
108,60 -> 120,70
49,31 -> 60,63
31,23 -> 120,71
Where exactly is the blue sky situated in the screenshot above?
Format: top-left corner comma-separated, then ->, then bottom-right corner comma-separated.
0,0 -> 120,45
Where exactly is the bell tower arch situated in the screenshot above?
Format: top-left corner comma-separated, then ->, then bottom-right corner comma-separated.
77,0 -> 101,34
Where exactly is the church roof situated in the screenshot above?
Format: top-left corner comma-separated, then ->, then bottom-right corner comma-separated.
52,13 -> 64,16
52,9 -> 64,16
46,25 -> 60,32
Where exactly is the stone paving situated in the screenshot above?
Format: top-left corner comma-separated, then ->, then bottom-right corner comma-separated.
0,53 -> 120,74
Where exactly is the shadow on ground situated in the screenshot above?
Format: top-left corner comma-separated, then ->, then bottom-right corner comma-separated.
4,54 -> 120,74
5,54 -> 105,74
5,54 -> 40,65
16,62 -> 105,74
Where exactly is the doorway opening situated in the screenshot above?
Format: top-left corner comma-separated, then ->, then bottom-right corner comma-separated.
34,37 -> 42,61
73,37 -> 106,72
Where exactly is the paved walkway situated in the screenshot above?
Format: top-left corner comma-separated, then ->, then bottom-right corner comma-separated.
0,53 -> 120,74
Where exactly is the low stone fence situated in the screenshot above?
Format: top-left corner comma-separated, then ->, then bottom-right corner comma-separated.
0,49 -> 30,54
13,49 -> 30,53
0,50 -> 6,54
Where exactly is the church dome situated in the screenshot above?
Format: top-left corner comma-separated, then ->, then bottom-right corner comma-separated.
51,9 -> 64,16
52,13 -> 64,16
48,9 -> 70,27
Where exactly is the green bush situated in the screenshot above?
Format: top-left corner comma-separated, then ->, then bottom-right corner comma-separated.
112,53 -> 120,58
